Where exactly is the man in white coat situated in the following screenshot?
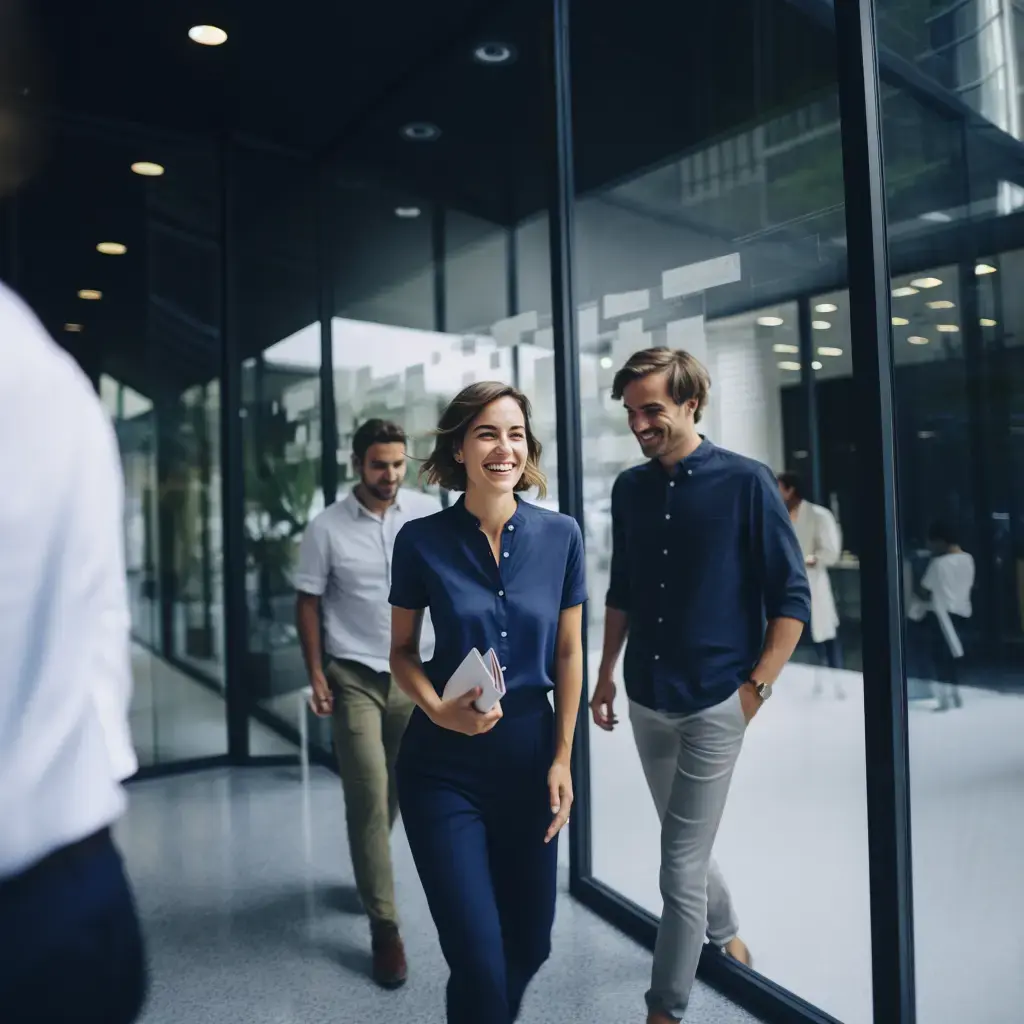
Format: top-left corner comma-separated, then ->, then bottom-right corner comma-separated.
777,472 -> 844,695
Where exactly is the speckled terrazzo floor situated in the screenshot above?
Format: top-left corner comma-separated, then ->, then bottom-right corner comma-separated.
117,766 -> 763,1023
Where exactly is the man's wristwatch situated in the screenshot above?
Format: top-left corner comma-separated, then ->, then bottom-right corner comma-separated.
749,679 -> 773,702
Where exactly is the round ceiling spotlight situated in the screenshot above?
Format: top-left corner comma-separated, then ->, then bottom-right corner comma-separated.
96,241 -> 127,255
756,315 -> 784,327
400,122 -> 441,142
815,303 -> 838,313
64,323 -> 84,333
78,289 -> 102,301
131,161 -> 165,177
394,206 -> 422,219
473,42 -> 517,65
189,24 -> 228,46
907,335 -> 930,346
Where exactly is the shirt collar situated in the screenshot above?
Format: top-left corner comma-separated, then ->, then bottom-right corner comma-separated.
452,493 -> 528,531
344,488 -> 404,519
647,435 -> 715,478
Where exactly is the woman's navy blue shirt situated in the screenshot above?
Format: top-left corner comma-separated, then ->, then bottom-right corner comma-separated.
389,495 -> 587,705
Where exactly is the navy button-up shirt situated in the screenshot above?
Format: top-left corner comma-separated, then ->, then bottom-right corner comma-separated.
607,438 -> 810,713
390,496 -> 587,708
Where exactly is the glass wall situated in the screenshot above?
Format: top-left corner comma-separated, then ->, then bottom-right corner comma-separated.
570,3 -> 873,1019
874,4 -> 1024,1013
9,121 -> 230,767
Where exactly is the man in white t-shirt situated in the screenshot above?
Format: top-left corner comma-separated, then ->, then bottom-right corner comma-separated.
918,522 -> 975,711
0,283 -> 146,1022
294,419 -> 439,988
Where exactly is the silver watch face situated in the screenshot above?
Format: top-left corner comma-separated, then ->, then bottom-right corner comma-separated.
755,681 -> 773,701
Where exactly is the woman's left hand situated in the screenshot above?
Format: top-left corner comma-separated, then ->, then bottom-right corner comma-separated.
544,760 -> 573,844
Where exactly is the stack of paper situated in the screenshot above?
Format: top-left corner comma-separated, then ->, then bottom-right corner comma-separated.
442,648 -> 506,712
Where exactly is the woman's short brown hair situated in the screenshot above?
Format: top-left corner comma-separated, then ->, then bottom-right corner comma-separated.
421,381 -> 547,497
611,347 -> 711,424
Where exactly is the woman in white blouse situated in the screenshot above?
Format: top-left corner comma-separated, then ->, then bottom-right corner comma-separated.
777,472 -> 844,696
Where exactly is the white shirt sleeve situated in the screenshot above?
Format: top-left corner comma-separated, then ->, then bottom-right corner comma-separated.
78,398 -> 137,782
294,516 -> 331,596
814,506 -> 843,567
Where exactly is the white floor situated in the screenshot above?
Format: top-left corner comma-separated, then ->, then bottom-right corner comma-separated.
586,659 -> 1024,1024
129,645 -> 293,766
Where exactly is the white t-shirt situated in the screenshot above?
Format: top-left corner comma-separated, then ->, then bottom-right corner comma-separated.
0,283 -> 135,880
921,551 -> 975,619
294,489 -> 441,673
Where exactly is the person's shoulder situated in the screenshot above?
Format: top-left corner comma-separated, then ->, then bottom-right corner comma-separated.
307,495 -> 352,531
397,503 -> 448,541
708,443 -> 771,479
401,488 -> 444,519
522,501 -> 582,541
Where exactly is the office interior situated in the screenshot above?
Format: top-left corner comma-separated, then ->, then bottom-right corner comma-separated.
2,1 -> 1022,1022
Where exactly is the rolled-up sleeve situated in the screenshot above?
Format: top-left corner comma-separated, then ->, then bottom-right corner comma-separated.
561,518 -> 588,609
754,466 -> 811,623
605,475 -> 631,611
389,522 -> 429,609
293,518 -> 329,596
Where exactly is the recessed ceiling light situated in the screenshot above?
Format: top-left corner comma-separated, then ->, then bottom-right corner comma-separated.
908,335 -> 930,345
599,356 -> 614,369
78,289 -> 102,301
772,343 -> 799,354
473,42 -> 517,65
815,303 -> 838,313
812,361 -> 823,371
975,263 -> 997,275
188,24 -> 227,46
920,211 -> 952,223
817,346 -> 843,357
811,320 -> 831,330
936,324 -> 959,332
400,122 -> 441,142
911,277 -> 942,288
757,315 -> 784,327
131,161 -> 164,177
96,241 -> 127,255
980,318 -> 997,327
64,323 -> 84,333
892,316 -> 909,326
926,300 -> 954,309
892,286 -> 918,298
394,206 -> 421,219
777,361 -> 801,371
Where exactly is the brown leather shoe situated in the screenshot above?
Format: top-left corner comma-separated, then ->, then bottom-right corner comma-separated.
371,925 -> 408,989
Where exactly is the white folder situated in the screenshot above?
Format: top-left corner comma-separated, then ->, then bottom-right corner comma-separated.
442,647 -> 506,713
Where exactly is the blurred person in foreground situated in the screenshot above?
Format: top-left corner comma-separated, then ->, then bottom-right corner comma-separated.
0,282 -> 146,1022
295,418 -> 440,987
590,347 -> 809,1024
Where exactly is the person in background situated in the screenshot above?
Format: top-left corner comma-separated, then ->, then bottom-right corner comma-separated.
916,522 -> 975,712
0,282 -> 146,1023
294,418 -> 440,988
389,382 -> 586,1024
590,347 -> 809,1024
776,471 -> 845,697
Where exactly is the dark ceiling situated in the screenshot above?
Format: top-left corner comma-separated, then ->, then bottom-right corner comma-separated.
5,0 -> 1024,405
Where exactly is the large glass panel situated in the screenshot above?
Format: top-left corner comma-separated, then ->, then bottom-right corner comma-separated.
571,2 -> 873,1019
11,121 -> 229,766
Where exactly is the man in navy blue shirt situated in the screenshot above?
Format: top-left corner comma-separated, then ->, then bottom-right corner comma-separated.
590,347 -> 809,1024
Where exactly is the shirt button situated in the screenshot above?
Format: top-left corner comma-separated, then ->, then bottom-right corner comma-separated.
663,549 -> 668,555
669,481 -> 675,488
498,590 -> 505,597
660,582 -> 666,589
658,617 -> 664,623
501,631 -> 507,638
503,551 -> 510,558
687,469 -> 693,476
501,666 -> 507,672
508,524 -> 515,531
665,514 -> 671,520
654,654 -> 660,661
